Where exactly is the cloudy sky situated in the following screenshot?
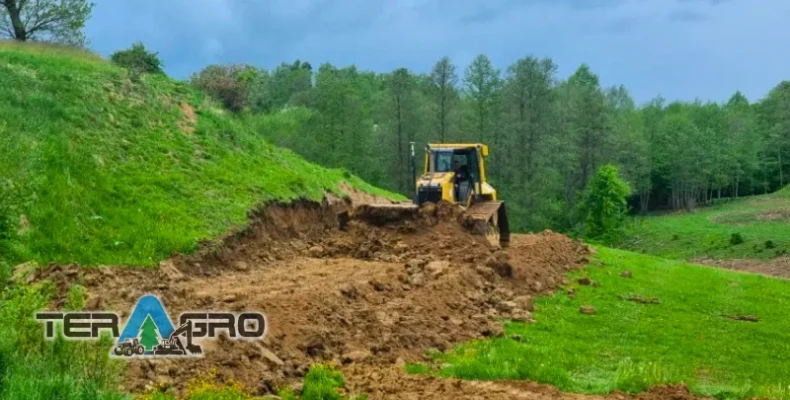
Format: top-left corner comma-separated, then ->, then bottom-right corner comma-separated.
85,0 -> 789,104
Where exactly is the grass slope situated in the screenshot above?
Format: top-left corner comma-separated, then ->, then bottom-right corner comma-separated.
431,247 -> 790,400
621,189 -> 790,261
0,41 -> 398,269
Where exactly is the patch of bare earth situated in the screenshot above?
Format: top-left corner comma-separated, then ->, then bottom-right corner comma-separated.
712,208 -> 790,225
695,256 -> 790,279
29,197 -> 707,399
178,103 -> 197,134
342,365 -> 707,400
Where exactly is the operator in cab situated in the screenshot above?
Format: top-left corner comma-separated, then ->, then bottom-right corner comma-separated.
453,160 -> 469,182
452,160 -> 471,203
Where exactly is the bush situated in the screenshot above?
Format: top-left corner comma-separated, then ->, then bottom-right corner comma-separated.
730,232 -> 744,245
110,42 -> 164,76
580,165 -> 631,241
190,64 -> 263,113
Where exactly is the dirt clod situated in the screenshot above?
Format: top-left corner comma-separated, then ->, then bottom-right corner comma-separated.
342,349 -> 372,364
620,270 -> 632,278
513,295 -> 534,312
308,245 -> 325,257
425,260 -> 449,278
496,300 -> 517,313
257,345 -> 285,366
580,305 -> 597,315
509,309 -> 534,323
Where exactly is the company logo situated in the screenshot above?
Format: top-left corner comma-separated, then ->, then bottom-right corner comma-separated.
36,294 -> 266,358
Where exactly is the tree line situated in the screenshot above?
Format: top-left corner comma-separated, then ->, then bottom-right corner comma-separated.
0,0 -> 790,234
181,54 -> 790,233
2,0 -> 785,234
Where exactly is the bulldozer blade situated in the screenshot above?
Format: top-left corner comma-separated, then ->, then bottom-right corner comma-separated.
463,201 -> 510,248
351,203 -> 419,226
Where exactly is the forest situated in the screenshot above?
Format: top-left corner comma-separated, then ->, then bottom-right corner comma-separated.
185,54 -> 790,233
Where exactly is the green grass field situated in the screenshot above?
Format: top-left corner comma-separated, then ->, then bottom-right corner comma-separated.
428,247 -> 790,399
620,189 -> 790,261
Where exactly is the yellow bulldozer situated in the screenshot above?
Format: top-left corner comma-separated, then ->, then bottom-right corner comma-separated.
413,143 -> 510,247
347,143 -> 510,247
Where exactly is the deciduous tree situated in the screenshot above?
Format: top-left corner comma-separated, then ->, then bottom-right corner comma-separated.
0,0 -> 94,46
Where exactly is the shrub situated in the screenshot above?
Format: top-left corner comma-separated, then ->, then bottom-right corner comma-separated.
730,232 -> 744,246
110,42 -> 164,76
580,165 -> 631,241
190,64 -> 263,113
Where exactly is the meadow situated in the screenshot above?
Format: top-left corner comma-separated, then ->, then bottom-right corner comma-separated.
429,247 -> 790,399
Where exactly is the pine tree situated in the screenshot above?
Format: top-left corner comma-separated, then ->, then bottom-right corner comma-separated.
139,315 -> 160,351
430,57 -> 459,142
463,54 -> 500,143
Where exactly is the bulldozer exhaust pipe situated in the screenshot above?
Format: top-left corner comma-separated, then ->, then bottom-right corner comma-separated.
410,141 -> 417,203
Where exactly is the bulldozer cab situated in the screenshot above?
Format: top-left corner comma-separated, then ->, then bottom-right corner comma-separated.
426,144 -> 486,179
398,142 -> 509,247
422,143 -> 492,206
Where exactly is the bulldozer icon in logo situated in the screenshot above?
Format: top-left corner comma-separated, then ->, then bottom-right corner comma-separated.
113,338 -> 146,356
111,294 -> 265,358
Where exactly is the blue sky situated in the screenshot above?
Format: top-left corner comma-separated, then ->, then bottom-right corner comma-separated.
84,0 -> 789,104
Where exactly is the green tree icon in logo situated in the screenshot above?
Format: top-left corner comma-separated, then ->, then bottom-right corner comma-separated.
139,315 -> 161,351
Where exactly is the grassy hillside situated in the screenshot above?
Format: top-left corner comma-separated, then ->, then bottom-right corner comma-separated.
0,42 -> 398,269
620,189 -> 790,261
428,247 -> 790,400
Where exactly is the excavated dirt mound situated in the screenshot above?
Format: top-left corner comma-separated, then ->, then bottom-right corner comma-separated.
30,197 -> 705,400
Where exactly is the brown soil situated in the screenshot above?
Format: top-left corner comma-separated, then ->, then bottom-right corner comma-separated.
178,103 -> 197,134
30,196 -> 706,399
695,256 -> 790,279
755,210 -> 790,221
336,182 -> 399,206
712,208 -> 790,225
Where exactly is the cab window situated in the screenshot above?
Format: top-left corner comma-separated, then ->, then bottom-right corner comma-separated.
434,151 -> 454,172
